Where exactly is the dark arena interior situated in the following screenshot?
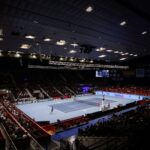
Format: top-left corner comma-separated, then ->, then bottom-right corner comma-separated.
0,0 -> 150,150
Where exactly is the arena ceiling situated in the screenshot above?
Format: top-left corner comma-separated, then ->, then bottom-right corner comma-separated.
0,0 -> 150,62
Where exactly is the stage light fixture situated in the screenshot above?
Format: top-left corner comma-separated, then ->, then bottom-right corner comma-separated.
20,44 -> 31,49
141,31 -> 147,35
25,35 -> 35,39
85,6 -> 93,12
56,40 -> 66,46
69,50 -> 77,54
43,38 -> 52,42
99,55 -> 106,58
120,21 -> 126,26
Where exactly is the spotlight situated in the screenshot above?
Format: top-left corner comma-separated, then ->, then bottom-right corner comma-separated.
85,6 -> 93,12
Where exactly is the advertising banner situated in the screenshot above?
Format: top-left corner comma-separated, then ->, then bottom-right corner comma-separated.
95,90 -> 144,100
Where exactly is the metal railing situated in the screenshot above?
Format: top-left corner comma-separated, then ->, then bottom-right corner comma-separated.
30,136 -> 45,150
0,123 -> 18,150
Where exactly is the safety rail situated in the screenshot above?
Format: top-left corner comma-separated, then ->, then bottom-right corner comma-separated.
1,122 -> 45,150
13,104 -> 51,136
30,137 -> 45,150
52,115 -> 89,131
1,101 -> 48,150
0,124 -> 18,150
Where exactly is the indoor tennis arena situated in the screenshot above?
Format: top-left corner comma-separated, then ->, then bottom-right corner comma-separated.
0,0 -> 150,150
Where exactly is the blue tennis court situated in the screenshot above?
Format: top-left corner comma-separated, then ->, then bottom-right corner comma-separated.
16,95 -> 136,123
50,98 -> 116,113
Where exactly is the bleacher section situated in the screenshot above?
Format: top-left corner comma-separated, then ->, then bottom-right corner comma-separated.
1,100 -> 51,149
100,86 -> 150,96
77,104 -> 150,150
0,71 -> 150,102
0,103 -> 30,149
0,129 -> 5,149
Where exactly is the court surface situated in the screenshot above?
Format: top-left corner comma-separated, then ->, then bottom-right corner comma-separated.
50,98 -> 116,113
16,95 -> 136,123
